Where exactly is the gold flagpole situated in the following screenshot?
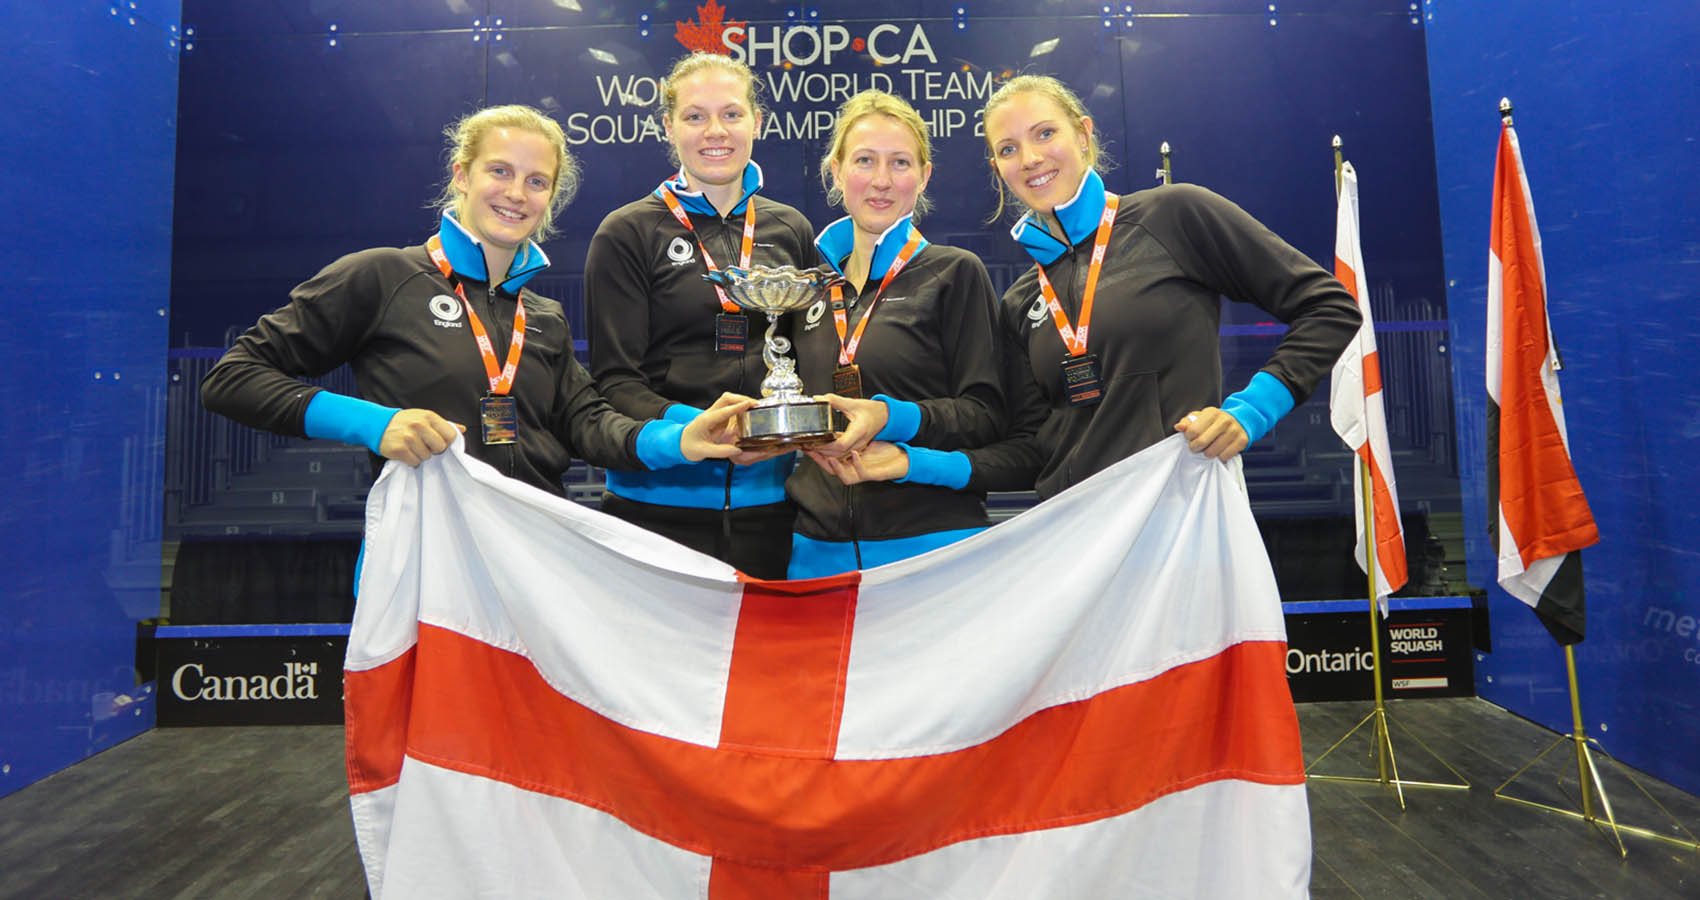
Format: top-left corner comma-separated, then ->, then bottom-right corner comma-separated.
1306,135 -> 1468,803
1155,141 -> 1172,185
1489,97 -> 1699,855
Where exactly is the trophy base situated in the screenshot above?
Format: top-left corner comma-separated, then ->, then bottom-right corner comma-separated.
739,400 -> 834,450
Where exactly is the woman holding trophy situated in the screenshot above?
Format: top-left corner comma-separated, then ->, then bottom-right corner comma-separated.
828,75 -> 1359,499
585,53 -> 818,579
784,90 -> 1006,578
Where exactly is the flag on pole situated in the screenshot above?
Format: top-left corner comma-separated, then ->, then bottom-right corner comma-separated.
1330,161 -> 1408,613
1486,116 -> 1599,645
345,436 -> 1312,899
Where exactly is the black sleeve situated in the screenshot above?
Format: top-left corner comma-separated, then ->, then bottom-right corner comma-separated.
546,314 -> 647,471
585,209 -> 675,420
963,304 -> 1048,493
909,254 -> 1007,451
792,215 -> 824,270
199,250 -> 388,436
1148,184 -> 1361,405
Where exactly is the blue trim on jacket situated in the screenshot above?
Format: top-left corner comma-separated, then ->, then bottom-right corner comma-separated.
653,162 -> 765,216
814,213 -> 929,281
303,391 -> 397,455
895,444 -> 971,490
787,527 -> 985,579
634,421 -> 690,470
439,210 -> 550,293
872,393 -> 919,443
1008,169 -> 1108,266
1220,371 -> 1296,445
606,455 -> 793,509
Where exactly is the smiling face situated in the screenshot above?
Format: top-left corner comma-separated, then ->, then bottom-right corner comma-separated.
830,113 -> 931,241
666,66 -> 760,196
450,126 -> 558,250
985,90 -> 1094,218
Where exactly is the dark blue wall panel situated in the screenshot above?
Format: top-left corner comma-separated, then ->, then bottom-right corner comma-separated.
169,31 -> 485,344
0,3 -> 176,798
1427,3 -> 1700,794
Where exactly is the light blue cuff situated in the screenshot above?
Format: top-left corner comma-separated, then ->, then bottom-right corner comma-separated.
663,402 -> 704,426
894,444 -> 971,490
872,394 -> 920,443
636,420 -> 690,470
1219,371 -> 1296,445
302,391 -> 399,455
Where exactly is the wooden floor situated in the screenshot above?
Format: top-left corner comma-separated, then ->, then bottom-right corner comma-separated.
1,698 -> 1695,898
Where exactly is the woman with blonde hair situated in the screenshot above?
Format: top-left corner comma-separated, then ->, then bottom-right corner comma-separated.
785,89 -> 1005,578
203,105 -> 748,495
585,53 -> 817,579
832,75 -> 1360,502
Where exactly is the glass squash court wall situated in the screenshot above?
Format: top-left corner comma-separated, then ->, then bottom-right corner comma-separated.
0,2 -> 178,797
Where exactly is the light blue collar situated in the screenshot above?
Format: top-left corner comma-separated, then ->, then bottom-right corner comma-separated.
1008,169 -> 1108,265
814,214 -> 928,281
653,161 -> 765,217
437,210 -> 550,293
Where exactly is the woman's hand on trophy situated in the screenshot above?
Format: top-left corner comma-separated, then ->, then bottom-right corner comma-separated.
681,394 -> 757,462
814,394 -> 889,457
809,441 -> 909,485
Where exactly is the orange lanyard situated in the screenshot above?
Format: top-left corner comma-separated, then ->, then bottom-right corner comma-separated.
831,231 -> 923,367
659,185 -> 755,313
426,235 -> 525,395
1034,193 -> 1119,357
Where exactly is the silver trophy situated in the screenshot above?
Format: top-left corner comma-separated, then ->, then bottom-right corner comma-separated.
703,265 -> 842,449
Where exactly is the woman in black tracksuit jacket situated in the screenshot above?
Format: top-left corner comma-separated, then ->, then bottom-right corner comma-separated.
785,90 -> 1005,578
584,52 -> 816,579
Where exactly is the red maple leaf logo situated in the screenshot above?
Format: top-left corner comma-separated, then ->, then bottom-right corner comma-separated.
675,0 -> 745,55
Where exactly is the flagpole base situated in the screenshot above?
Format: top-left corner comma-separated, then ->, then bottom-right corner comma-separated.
1495,732 -> 1700,856
1306,702 -> 1470,811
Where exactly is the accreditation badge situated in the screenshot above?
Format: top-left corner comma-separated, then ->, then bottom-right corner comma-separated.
831,364 -> 863,400
1060,353 -> 1104,407
715,313 -> 748,355
480,394 -> 518,445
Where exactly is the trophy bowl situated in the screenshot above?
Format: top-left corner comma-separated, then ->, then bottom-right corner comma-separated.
703,265 -> 843,449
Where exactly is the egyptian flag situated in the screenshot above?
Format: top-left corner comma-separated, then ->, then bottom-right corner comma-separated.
345,435 -> 1311,898
1329,160 -> 1408,613
1486,117 -> 1599,645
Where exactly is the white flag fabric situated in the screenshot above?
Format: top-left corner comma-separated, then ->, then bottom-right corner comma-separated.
345,435 -> 1311,899
1329,161 -> 1409,612
1486,120 -> 1598,644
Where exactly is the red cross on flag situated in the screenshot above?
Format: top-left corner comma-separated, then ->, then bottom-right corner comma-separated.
346,436 -> 1311,898
1329,160 -> 1409,613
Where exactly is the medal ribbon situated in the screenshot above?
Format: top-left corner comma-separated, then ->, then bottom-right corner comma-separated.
831,231 -> 924,367
659,185 -> 755,313
1034,193 -> 1119,357
426,235 -> 525,395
